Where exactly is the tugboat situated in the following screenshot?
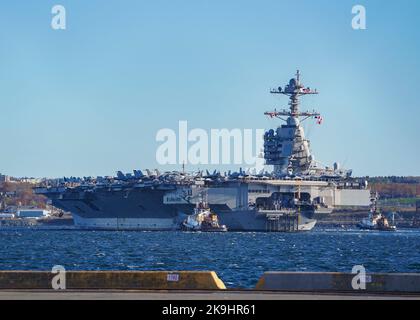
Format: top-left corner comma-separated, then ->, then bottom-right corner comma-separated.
358,193 -> 397,231
181,199 -> 228,232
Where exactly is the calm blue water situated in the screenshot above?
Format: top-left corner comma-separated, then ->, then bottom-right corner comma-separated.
0,228 -> 419,288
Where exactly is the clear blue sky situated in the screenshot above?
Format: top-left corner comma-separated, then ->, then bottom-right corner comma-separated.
0,0 -> 419,178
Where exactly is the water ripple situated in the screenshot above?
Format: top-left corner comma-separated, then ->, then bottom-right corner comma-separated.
0,228 -> 419,288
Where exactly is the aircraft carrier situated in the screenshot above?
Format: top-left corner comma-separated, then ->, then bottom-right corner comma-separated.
35,71 -> 371,232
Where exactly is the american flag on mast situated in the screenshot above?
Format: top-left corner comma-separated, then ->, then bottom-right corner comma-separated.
315,115 -> 323,125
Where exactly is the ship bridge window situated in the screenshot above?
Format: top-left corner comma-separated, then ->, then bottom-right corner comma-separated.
248,189 -> 270,194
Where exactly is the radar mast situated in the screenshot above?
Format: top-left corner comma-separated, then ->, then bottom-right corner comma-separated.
265,70 -> 320,121
263,71 -> 322,176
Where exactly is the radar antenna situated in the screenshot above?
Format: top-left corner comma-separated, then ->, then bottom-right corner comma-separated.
265,70 -> 321,123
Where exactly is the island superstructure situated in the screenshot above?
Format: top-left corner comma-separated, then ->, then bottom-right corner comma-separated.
35,71 -> 371,231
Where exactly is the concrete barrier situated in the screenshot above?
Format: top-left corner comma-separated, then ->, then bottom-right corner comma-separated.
255,272 -> 420,293
0,271 -> 226,290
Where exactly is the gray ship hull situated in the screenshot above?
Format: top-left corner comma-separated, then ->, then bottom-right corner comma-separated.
50,188 -> 181,230
48,187 -> 316,231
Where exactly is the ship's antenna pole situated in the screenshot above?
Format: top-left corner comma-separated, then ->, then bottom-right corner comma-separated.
264,70 -> 320,122
291,70 -> 301,116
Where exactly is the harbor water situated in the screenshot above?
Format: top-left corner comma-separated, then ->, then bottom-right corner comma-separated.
0,227 -> 419,288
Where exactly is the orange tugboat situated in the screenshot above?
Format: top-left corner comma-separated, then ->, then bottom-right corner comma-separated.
181,201 -> 228,232
358,193 -> 397,231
